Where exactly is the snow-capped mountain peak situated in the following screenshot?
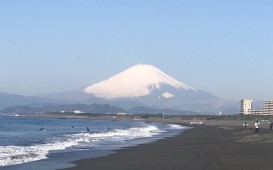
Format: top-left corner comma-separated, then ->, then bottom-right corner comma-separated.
84,64 -> 196,99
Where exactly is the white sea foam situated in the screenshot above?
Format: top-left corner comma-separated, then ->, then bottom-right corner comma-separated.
0,138 -> 82,167
167,124 -> 184,129
72,125 -> 162,144
0,124 -> 162,167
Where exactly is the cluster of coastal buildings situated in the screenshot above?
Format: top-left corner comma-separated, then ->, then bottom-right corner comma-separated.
240,99 -> 273,115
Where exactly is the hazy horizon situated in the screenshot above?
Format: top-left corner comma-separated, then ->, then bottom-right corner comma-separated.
1,0 -> 273,101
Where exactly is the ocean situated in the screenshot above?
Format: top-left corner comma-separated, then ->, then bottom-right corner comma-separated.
0,115 -> 187,170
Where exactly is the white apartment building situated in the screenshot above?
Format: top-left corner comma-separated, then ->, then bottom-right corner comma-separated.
240,99 -> 252,115
264,100 -> 273,115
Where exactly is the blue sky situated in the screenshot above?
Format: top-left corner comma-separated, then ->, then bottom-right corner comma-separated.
0,0 -> 273,100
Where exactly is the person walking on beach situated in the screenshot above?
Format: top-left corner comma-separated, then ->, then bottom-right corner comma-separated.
255,120 -> 260,135
270,122 -> 273,130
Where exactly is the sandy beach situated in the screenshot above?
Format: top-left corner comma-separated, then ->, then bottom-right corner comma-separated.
62,118 -> 273,170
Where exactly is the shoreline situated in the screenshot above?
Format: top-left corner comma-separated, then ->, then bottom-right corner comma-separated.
3,114 -> 273,170
62,119 -> 273,170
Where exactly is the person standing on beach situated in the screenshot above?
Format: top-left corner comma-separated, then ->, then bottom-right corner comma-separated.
254,121 -> 259,135
270,122 -> 273,130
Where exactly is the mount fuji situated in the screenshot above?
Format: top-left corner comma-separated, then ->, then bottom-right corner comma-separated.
84,64 -> 197,99
81,64 -> 223,112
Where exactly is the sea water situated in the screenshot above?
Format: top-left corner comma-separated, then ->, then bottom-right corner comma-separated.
0,115 -> 187,170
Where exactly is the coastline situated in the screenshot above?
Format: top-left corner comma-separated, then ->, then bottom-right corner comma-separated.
62,119 -> 273,170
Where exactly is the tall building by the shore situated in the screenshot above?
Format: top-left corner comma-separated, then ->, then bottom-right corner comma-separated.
240,99 -> 273,115
240,99 -> 252,115
264,100 -> 273,115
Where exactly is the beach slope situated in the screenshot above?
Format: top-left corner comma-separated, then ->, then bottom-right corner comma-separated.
64,122 -> 273,170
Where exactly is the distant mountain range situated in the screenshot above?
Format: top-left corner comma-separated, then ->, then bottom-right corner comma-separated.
0,103 -> 201,115
0,92 -> 65,108
0,64 -> 239,114
0,104 -> 126,114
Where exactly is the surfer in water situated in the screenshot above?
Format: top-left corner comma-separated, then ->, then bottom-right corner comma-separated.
87,127 -> 90,133
70,123 -> 75,128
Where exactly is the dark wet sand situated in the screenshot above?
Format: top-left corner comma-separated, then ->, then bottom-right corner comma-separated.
63,122 -> 273,170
